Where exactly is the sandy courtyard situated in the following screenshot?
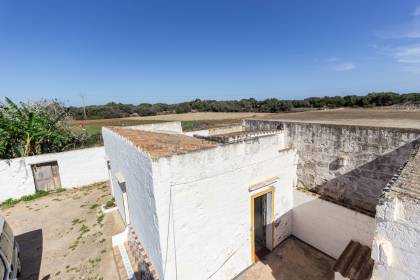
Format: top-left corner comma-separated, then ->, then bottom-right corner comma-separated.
0,182 -> 124,280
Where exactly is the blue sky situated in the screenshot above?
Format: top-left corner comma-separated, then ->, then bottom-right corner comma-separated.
1,0 -> 420,105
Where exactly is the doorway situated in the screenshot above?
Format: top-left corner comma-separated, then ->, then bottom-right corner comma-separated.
251,189 -> 274,263
31,161 -> 61,191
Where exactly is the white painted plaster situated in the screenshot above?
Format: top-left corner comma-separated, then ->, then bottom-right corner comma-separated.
292,189 -> 375,259
0,147 -> 108,202
127,121 -> 183,134
153,133 -> 297,280
372,197 -> 420,280
102,127 -> 164,279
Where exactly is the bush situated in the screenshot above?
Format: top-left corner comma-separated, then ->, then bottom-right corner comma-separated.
0,98 -> 89,159
105,198 -> 116,209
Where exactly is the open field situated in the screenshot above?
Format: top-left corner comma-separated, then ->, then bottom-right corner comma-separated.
0,182 -> 124,280
67,112 -> 272,125
67,112 -> 273,135
68,109 -> 420,137
263,108 -> 420,129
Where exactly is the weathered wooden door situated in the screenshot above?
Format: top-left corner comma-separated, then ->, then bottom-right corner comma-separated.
31,161 -> 61,191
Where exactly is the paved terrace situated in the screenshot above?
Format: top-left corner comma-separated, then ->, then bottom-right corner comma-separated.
238,237 -> 335,280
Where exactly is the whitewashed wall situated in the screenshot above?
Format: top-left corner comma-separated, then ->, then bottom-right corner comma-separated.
0,147 -> 108,202
372,197 -> 420,280
153,133 -> 297,280
292,189 -> 375,259
128,121 -> 183,133
102,128 -> 164,279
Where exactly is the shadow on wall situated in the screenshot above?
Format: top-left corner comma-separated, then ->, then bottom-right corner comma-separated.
15,229 -> 43,280
308,139 -> 420,215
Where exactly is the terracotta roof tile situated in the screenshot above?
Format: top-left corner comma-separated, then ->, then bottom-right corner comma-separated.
110,127 -> 217,159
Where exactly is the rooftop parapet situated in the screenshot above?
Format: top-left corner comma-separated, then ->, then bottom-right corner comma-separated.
194,129 -> 283,144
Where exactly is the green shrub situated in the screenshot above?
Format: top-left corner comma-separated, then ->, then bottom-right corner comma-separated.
21,191 -> 49,201
105,198 -> 115,209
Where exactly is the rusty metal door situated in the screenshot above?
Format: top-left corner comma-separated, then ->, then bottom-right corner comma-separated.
31,161 -> 61,191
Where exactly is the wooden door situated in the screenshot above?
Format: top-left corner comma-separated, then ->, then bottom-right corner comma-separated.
32,161 -> 61,191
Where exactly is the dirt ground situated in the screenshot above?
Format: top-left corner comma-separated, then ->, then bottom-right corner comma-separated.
67,112 -> 272,125
238,237 -> 335,280
264,108 -> 420,129
0,182 -> 124,280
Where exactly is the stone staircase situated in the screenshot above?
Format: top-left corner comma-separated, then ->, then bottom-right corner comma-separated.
333,240 -> 374,280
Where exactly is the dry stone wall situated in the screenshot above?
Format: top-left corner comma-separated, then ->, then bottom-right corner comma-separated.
243,119 -> 420,214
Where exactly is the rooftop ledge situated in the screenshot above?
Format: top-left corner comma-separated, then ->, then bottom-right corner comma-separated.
194,130 -> 283,144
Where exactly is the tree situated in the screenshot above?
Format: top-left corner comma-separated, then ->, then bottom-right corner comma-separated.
0,98 -> 88,159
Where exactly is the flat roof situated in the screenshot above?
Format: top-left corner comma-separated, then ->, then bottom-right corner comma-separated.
110,127 -> 217,159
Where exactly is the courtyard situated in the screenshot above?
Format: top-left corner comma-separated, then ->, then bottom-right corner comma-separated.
0,182 -> 124,280
237,237 -> 335,280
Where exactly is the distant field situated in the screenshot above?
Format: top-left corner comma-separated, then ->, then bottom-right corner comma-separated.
67,112 -> 273,135
264,108 -> 420,129
68,109 -> 420,138
67,112 -> 272,125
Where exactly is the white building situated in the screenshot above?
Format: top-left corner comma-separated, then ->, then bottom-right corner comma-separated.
103,120 -> 420,280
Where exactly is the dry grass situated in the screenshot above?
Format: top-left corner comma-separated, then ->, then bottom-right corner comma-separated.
66,112 -> 272,126
263,108 -> 420,129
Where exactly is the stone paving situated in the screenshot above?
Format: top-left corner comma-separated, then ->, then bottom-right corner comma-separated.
238,237 -> 335,280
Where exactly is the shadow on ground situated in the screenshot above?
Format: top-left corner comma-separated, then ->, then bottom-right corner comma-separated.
238,236 -> 335,280
16,229 -> 43,280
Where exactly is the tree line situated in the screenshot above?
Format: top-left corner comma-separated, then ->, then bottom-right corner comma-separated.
68,92 -> 420,120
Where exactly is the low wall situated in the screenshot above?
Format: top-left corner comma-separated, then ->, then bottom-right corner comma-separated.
0,147 -> 109,202
292,189 -> 375,259
127,121 -> 183,133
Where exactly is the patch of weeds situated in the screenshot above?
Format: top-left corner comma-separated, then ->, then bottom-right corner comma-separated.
100,249 -> 106,254
56,187 -> 66,193
0,198 -> 18,208
99,238 -> 106,243
96,213 -> 105,226
80,204 -> 87,208
0,191 -> 49,208
90,203 -> 99,209
79,224 -> 90,234
55,271 -> 61,276
71,218 -> 85,226
69,240 -> 79,251
69,224 -> 90,251
88,257 -> 101,268
21,190 -> 49,201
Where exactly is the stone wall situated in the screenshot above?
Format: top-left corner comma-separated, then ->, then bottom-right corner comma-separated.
243,119 -> 420,214
371,144 -> 420,280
